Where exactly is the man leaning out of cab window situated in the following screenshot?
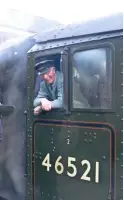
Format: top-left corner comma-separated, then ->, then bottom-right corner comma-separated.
33,60 -> 63,115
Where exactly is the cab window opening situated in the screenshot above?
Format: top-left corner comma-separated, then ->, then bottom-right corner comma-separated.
34,54 -> 61,98
33,54 -> 63,115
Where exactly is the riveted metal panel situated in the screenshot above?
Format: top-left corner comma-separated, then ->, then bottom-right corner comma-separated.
35,13 -> 123,43
28,31 -> 122,53
32,120 -> 116,200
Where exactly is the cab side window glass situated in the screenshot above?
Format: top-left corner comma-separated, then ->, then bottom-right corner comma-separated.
73,48 -> 112,109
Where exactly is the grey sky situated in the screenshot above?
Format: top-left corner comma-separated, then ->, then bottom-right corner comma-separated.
0,0 -> 123,24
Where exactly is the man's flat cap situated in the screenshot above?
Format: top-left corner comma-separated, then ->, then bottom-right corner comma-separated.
35,60 -> 54,75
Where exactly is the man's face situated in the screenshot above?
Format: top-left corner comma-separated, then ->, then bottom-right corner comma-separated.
40,67 -> 56,84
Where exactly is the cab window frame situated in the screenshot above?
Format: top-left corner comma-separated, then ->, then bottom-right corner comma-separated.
33,47 -> 69,114
69,42 -> 115,113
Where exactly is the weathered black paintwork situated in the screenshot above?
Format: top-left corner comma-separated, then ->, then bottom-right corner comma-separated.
27,13 -> 123,200
35,13 -> 123,43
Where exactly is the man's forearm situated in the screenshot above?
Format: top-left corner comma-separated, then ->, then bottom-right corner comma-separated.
51,99 -> 63,108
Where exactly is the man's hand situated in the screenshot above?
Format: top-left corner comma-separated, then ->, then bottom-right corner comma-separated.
40,98 -> 52,111
34,105 -> 42,115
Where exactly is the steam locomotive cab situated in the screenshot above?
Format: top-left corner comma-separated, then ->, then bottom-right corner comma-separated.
26,14 -> 123,200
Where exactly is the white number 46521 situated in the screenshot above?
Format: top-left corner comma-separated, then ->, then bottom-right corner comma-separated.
42,153 -> 99,183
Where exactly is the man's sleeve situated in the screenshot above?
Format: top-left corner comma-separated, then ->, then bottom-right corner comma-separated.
51,74 -> 63,108
33,82 -> 48,107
